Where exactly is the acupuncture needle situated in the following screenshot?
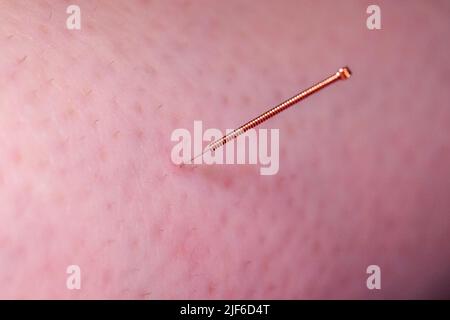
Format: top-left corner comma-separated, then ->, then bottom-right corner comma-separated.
185,66 -> 352,165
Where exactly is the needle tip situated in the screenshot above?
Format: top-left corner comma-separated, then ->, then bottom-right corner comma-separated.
181,149 -> 208,166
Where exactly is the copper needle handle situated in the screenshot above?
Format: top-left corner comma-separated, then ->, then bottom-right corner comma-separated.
207,67 -> 352,152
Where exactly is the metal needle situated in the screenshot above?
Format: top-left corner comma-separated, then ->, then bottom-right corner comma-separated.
185,66 -> 352,164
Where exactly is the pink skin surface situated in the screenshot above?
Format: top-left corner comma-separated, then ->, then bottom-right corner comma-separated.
0,0 -> 449,299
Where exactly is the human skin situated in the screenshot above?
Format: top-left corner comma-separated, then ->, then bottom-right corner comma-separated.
0,0 -> 449,299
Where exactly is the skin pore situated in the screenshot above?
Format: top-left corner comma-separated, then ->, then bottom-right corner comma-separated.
0,0 -> 449,298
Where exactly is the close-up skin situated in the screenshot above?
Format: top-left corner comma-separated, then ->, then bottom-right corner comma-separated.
0,0 -> 449,299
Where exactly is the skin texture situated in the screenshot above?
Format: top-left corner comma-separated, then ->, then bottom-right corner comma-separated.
0,0 -> 449,299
